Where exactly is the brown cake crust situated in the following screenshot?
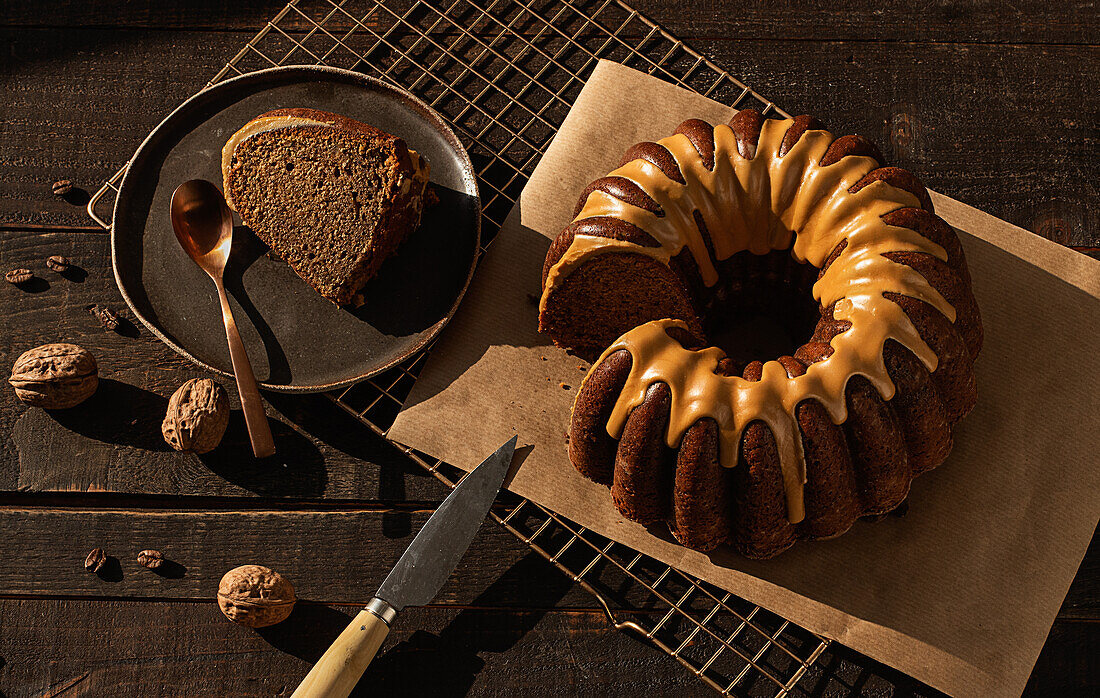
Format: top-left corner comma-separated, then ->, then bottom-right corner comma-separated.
224,109 -> 429,305
549,112 -> 983,558
733,361 -> 797,558
670,418 -> 732,550
611,382 -> 675,524
569,349 -> 634,485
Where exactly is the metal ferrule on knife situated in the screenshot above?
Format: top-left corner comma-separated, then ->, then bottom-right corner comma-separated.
364,597 -> 397,625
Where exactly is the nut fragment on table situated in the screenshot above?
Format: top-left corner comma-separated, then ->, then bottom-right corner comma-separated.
45,255 -> 71,272
85,548 -> 107,573
162,378 -> 230,454
9,343 -> 98,409
137,549 -> 164,569
217,564 -> 296,627
5,268 -> 33,285
51,179 -> 73,196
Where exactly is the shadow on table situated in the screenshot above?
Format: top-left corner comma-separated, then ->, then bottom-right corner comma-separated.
804,642 -> 944,697
361,551 -> 576,696
261,551 -> 575,696
256,603 -> 356,665
264,392 -> 441,531
95,555 -> 124,583
388,207 -> 555,417
199,410 -> 327,497
48,378 -> 172,452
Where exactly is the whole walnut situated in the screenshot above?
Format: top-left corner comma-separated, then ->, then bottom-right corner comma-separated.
162,378 -> 229,454
217,564 -> 296,627
9,343 -> 98,409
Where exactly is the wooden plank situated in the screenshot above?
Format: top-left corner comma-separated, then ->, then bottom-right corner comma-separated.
0,505 -> 1095,620
1062,530 -> 1100,617
0,28 -> 237,228
0,506 -> 594,607
2,27 -> 1096,244
0,0 -> 1096,45
0,596 -> 1092,696
0,598 -> 713,697
1024,619 -> 1100,697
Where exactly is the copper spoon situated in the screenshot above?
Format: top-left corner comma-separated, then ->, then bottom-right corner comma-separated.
170,179 -> 275,458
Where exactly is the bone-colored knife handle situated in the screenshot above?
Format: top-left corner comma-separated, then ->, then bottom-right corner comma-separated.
290,600 -> 395,698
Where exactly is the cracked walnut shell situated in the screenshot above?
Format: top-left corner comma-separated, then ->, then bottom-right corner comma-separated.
217,564 -> 296,627
9,343 -> 98,409
162,378 -> 230,454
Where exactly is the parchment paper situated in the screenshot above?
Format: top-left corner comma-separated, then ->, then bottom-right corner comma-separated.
388,60 -> 1100,697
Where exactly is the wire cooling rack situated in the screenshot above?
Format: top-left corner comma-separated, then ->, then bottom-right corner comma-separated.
87,1 -> 939,695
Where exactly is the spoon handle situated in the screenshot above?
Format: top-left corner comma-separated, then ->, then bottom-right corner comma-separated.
216,281 -> 276,458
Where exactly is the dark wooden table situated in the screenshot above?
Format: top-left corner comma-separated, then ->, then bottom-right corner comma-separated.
1,1 -> 1096,695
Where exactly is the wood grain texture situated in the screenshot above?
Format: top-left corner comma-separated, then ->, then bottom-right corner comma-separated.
0,504 -> 1093,619
0,597 -> 1091,697
1,0 -> 1096,44
0,599 -> 712,697
0,0 -> 1096,696
0,506 -> 578,606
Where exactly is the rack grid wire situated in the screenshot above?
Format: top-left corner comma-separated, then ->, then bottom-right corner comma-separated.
85,1 -> 924,695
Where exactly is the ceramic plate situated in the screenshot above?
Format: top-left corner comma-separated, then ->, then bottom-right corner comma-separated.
111,66 -> 480,392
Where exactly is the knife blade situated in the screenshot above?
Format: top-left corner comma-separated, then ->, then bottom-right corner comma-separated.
291,435 -> 518,698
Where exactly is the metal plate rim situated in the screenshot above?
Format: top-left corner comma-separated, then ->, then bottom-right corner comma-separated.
110,64 -> 481,393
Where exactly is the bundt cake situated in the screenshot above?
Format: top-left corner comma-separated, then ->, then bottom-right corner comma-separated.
222,108 -> 431,306
539,111 -> 982,559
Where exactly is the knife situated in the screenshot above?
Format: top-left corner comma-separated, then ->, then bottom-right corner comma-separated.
290,435 -> 518,698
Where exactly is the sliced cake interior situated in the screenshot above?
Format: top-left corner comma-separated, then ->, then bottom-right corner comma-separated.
222,108 -> 430,305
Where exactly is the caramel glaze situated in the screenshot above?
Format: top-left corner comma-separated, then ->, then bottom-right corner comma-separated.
553,117 -> 957,523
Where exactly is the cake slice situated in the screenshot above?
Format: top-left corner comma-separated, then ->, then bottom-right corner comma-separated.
221,108 -> 430,305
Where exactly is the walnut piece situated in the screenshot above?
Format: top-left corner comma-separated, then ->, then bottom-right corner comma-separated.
217,564 -> 296,627
162,378 -> 229,454
9,343 -> 98,409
